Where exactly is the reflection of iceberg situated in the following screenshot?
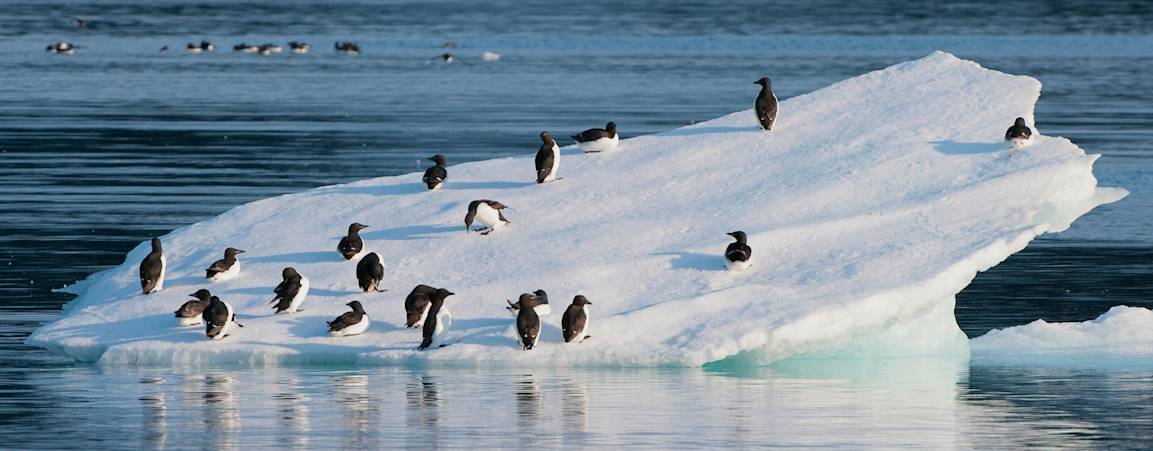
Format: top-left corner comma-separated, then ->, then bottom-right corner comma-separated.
275,378 -> 310,450
202,374 -> 239,451
27,51 -> 1127,367
971,306 -> 1153,368
331,375 -> 377,448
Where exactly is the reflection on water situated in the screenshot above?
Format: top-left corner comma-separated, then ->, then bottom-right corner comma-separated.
0,363 -> 1149,447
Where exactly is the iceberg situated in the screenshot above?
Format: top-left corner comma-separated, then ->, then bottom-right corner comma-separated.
971,306 -> 1153,368
27,52 -> 1127,366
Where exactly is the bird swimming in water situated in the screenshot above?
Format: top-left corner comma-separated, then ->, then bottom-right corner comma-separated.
335,42 -> 361,54
46,42 -> 77,54
289,42 -> 310,54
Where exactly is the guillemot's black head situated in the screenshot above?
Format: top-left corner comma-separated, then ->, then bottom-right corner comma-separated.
515,292 -> 538,309
755,77 -> 772,89
349,223 -> 369,234
209,295 -> 223,305
224,247 -> 245,257
433,288 -> 455,303
347,300 -> 365,313
605,122 -> 617,133
540,131 -> 552,143
532,289 -> 548,303
727,231 -> 748,243
572,295 -> 591,306
190,289 -> 211,301
1014,117 -> 1027,126
428,154 -> 447,166
282,267 -> 300,279
150,237 -> 162,252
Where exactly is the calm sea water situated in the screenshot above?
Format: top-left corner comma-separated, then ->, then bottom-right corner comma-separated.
2,0 -> 1152,448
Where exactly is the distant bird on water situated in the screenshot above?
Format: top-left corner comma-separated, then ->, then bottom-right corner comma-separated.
723,231 -> 752,271
74,18 -> 88,29
754,77 -> 778,131
335,42 -> 361,54
233,43 -> 260,53
46,42 -> 77,54
187,41 -> 214,53
422,154 -> 448,191
338,223 -> 368,260
139,237 -> 166,294
572,122 -> 619,153
289,42 -> 310,54
1005,117 -> 1033,149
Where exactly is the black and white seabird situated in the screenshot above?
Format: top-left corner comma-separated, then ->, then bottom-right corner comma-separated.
418,288 -> 455,350
1005,117 -> 1033,149
46,42 -> 77,54
405,284 -> 439,328
289,41 -> 309,54
205,247 -> 245,282
534,131 -> 560,183
139,237 -> 166,294
187,41 -> 214,53
562,295 -> 592,343
328,301 -> 370,337
174,289 -> 212,326
335,42 -> 361,54
512,293 -> 541,351
465,200 -> 510,235
754,77 -> 778,131
233,43 -> 259,53
75,18 -> 88,29
724,231 -> 753,271
422,154 -> 448,191
202,295 -> 242,340
338,223 -> 368,260
356,252 -> 386,292
270,267 -> 310,314
505,289 -> 552,316
571,122 -> 619,153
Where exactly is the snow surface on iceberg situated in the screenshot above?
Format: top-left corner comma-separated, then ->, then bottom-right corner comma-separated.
27,52 -> 1126,366
971,306 -> 1153,367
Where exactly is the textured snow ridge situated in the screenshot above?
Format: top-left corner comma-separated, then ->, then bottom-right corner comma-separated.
28,52 -> 1126,367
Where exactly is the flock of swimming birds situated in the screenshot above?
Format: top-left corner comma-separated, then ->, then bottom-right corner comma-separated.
126,54 -> 1034,354
46,18 -> 496,63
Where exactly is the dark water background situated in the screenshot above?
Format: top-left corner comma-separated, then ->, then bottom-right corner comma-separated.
1,0 -> 1152,448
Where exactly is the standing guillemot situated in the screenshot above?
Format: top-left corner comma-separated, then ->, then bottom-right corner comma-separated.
335,42 -> 361,54
561,295 -> 592,343
505,289 -> 552,316
512,294 -> 541,351
571,122 -> 618,153
202,296 -> 243,340
139,237 -> 166,294
270,267 -> 309,314
1005,117 -> 1033,149
418,288 -> 455,350
328,301 -> 370,337
356,252 -> 386,292
724,231 -> 753,271
338,223 -> 368,260
534,132 -> 560,184
46,42 -> 77,54
422,154 -> 448,191
465,200 -> 510,235
754,77 -> 778,131
205,247 -> 245,282
174,289 -> 212,326
405,284 -> 439,328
